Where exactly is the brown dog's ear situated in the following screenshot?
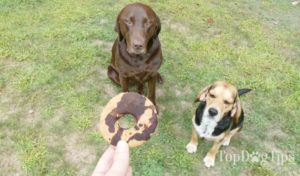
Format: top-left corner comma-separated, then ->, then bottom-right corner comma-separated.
194,85 -> 211,102
114,12 -> 123,41
231,96 -> 242,122
154,15 -> 161,38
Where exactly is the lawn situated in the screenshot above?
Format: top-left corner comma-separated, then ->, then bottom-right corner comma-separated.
0,0 -> 299,175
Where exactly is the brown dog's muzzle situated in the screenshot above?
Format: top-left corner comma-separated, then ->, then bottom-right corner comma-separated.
126,33 -> 147,55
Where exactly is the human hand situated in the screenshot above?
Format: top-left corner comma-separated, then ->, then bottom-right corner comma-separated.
92,140 -> 132,176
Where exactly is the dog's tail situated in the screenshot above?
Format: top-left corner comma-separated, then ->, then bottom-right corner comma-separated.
238,88 -> 252,96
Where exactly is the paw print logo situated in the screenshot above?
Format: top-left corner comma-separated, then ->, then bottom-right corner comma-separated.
250,152 -> 260,163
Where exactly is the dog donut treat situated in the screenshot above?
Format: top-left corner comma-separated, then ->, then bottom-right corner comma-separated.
100,92 -> 158,147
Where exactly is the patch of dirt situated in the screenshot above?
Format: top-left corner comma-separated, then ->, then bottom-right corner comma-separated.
79,65 -> 118,99
0,135 -> 23,175
76,71 -> 105,92
265,7 -> 300,31
222,146 -> 240,155
92,40 -> 113,51
174,85 -> 193,97
200,166 -> 222,176
0,57 -> 32,69
280,47 -> 300,64
99,19 -> 108,25
0,92 -> 25,122
0,148 -> 23,175
0,85 -> 37,175
64,133 -> 97,175
262,141 -> 283,154
0,61 -> 43,126
261,127 -> 289,154
103,83 -> 118,99
44,108 -> 66,138
91,105 -> 104,130
22,107 -> 42,125
163,20 -> 189,33
172,123 -> 189,138
240,169 -> 252,176
97,65 -> 108,80
174,89 -> 181,97
180,100 -> 192,111
156,87 -> 164,97
266,127 -> 288,141
206,27 -> 222,37
94,65 -> 118,98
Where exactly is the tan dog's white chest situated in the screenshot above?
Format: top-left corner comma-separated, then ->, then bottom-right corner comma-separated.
192,116 -> 225,141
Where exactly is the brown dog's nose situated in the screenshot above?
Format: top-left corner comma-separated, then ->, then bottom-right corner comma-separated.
208,108 -> 218,116
133,43 -> 144,50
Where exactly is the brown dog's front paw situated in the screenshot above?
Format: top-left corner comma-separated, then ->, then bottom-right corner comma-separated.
107,65 -> 120,85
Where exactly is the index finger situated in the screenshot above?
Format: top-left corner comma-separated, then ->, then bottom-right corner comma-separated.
106,141 -> 130,176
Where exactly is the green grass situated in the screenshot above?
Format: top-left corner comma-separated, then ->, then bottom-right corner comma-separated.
0,0 -> 299,175
14,130 -> 48,175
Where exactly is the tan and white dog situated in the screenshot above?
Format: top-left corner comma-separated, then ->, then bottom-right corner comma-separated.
186,81 -> 251,168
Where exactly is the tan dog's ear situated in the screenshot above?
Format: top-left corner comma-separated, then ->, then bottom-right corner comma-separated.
231,96 -> 242,122
194,85 -> 211,102
114,12 -> 123,41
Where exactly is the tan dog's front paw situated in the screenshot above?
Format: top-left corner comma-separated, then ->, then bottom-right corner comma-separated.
203,155 -> 215,168
222,138 -> 231,146
186,143 -> 197,153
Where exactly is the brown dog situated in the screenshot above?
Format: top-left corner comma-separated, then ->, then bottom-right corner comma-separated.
107,3 -> 162,107
186,81 -> 251,167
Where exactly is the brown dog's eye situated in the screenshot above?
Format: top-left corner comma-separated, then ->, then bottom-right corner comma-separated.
145,21 -> 151,27
125,19 -> 132,25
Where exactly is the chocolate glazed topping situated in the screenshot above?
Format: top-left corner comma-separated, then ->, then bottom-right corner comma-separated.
111,128 -> 124,146
127,109 -> 157,142
105,111 -> 119,133
104,92 -> 157,145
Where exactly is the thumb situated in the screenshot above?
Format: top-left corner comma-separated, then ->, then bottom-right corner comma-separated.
106,140 -> 130,176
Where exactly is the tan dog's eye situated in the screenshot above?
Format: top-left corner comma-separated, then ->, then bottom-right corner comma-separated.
209,93 -> 216,98
224,100 -> 230,105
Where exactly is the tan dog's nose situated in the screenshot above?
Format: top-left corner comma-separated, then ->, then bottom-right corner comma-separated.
208,108 -> 218,116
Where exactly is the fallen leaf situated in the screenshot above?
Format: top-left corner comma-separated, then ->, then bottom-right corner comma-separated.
207,18 -> 214,24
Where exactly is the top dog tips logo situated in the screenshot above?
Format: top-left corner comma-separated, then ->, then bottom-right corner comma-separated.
219,150 -> 294,165
250,152 -> 260,163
